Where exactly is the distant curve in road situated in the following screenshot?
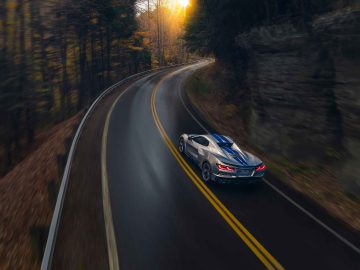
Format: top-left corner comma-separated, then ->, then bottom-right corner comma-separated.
104,61 -> 360,270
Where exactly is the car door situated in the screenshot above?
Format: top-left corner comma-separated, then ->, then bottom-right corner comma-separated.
192,136 -> 210,164
185,136 -> 198,160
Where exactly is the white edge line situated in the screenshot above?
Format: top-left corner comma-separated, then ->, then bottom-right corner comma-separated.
40,62 -> 196,270
179,86 -> 210,134
177,65 -> 210,134
263,179 -> 360,254
176,63 -> 360,255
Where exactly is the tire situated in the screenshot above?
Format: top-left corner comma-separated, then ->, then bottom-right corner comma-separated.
178,138 -> 185,153
202,162 -> 211,182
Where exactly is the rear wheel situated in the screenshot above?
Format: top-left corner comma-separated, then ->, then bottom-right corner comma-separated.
178,138 -> 185,153
202,162 -> 211,182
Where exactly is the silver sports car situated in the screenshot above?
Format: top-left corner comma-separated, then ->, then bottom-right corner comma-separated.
178,133 -> 266,183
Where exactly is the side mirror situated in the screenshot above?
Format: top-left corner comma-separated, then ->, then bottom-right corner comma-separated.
188,136 -> 194,141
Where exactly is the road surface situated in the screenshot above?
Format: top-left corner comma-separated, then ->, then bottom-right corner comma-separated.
103,61 -> 360,270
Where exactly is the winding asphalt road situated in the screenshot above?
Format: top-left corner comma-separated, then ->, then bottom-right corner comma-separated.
104,61 -> 360,270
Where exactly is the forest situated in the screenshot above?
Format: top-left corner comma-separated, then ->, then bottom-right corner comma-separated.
0,0 -> 153,175
136,0 -> 189,66
185,0 -> 358,61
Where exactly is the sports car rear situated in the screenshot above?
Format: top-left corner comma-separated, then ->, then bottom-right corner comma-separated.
212,163 -> 265,183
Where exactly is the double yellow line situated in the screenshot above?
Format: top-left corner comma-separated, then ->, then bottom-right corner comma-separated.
150,74 -> 285,270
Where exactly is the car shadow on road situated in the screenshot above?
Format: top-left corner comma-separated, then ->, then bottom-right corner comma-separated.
209,181 -> 264,194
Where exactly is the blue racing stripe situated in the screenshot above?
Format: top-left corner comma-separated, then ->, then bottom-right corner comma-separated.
212,133 -> 224,143
218,135 -> 230,144
237,150 -> 247,161
222,147 -> 248,166
223,147 -> 237,155
236,151 -> 249,165
212,133 -> 219,142
234,156 -> 247,166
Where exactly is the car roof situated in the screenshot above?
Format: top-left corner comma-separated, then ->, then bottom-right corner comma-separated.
209,134 -> 233,144
194,134 -> 233,145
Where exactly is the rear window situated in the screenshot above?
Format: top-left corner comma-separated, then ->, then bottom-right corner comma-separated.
217,142 -> 233,148
193,136 -> 210,146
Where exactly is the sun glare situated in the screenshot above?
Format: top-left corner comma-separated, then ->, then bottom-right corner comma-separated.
165,0 -> 190,11
178,0 -> 189,9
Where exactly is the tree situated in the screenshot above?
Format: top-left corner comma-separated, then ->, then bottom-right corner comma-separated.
0,0 -> 150,175
184,0 -> 341,61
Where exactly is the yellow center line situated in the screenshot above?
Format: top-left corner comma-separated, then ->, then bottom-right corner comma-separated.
150,72 -> 285,270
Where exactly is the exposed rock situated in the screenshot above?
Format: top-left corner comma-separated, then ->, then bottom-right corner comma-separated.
315,10 -> 360,194
236,9 -> 360,195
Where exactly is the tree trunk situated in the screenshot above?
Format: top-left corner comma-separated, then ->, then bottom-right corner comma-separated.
60,29 -> 70,119
264,0 -> 271,24
18,0 -> 34,145
34,0 -> 54,112
77,34 -> 87,111
106,26 -> 112,83
156,0 -> 161,66
0,0 -> 7,52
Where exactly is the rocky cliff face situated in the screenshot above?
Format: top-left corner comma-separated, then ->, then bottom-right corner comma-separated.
236,9 -> 360,195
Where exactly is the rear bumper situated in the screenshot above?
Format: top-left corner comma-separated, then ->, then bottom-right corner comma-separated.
211,173 -> 264,184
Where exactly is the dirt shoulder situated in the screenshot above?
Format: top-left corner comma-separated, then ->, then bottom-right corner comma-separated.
184,63 -> 360,233
0,113 -> 82,270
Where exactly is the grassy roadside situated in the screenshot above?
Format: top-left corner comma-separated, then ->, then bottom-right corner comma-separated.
185,63 -> 360,232
0,113 -> 82,270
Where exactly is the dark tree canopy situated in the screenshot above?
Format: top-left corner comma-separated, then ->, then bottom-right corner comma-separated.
184,0 -> 351,61
0,0 -> 151,175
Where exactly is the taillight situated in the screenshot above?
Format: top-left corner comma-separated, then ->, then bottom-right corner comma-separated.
256,164 -> 266,171
217,164 -> 236,172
